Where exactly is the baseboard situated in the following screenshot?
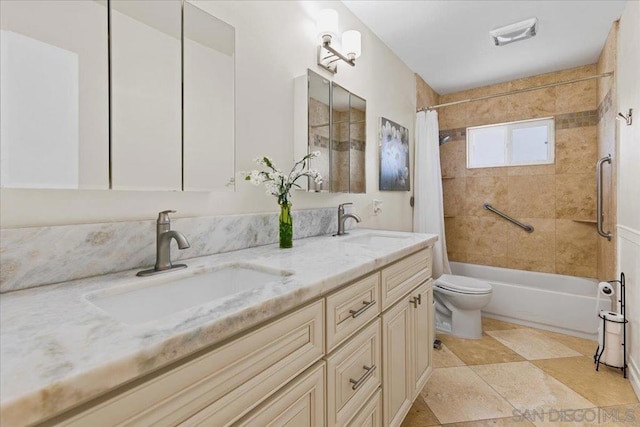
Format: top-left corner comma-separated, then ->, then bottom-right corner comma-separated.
629,356 -> 640,399
482,313 -> 598,341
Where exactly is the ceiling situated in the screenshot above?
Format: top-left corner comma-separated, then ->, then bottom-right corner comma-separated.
343,0 -> 627,95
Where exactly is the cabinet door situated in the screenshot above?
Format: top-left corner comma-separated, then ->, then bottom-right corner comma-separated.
234,362 -> 325,427
411,280 -> 433,397
381,298 -> 412,427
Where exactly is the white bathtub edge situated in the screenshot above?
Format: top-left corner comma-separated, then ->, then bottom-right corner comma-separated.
482,313 -> 599,341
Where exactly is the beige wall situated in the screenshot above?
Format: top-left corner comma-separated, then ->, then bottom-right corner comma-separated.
437,65 -> 606,279
597,22 -> 619,282
0,1 -> 416,231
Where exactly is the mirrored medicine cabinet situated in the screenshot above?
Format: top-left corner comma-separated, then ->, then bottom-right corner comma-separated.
0,0 -> 235,192
294,70 -> 366,193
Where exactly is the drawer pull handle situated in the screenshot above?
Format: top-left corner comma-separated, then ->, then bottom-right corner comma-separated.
349,365 -> 377,390
349,300 -> 376,318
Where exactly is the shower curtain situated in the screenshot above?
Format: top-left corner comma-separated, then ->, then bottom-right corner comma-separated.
414,110 -> 451,278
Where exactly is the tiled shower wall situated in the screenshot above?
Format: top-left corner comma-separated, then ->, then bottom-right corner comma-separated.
309,98 -> 366,193
596,22 -> 618,282
436,65 -> 606,279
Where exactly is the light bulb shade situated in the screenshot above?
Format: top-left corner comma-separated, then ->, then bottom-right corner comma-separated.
342,30 -> 361,59
316,9 -> 338,40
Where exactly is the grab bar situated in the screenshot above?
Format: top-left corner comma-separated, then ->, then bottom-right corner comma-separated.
483,203 -> 534,233
596,155 -> 612,241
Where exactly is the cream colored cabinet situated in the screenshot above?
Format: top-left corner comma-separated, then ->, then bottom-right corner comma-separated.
326,319 -> 381,426
43,246 -> 433,427
326,272 -> 380,353
347,389 -> 382,427
380,248 -> 431,310
381,281 -> 434,427
55,301 -> 324,427
379,249 -> 434,427
410,281 -> 434,397
229,362 -> 325,427
381,294 -> 413,427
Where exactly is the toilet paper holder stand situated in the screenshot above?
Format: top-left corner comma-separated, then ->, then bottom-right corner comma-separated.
593,272 -> 627,378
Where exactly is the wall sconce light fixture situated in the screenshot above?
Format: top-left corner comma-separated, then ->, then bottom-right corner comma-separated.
316,9 -> 361,74
616,108 -> 633,126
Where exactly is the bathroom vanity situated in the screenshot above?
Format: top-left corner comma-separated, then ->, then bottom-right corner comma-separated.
0,230 -> 436,426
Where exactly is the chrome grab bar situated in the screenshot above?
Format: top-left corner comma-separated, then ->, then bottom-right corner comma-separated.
483,203 -> 534,233
596,155 -> 612,241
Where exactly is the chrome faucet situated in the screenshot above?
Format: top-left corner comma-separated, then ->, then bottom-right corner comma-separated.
336,203 -> 362,236
137,210 -> 190,276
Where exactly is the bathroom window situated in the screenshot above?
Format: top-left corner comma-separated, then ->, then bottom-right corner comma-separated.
466,117 -> 554,168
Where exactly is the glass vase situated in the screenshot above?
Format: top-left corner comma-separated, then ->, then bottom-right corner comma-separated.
279,203 -> 293,249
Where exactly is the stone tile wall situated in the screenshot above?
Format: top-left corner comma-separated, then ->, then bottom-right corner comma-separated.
596,22 -> 618,282
438,65 -> 606,278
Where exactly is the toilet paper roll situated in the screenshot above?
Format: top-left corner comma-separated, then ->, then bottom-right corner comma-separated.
597,311 -> 625,368
595,282 -> 614,313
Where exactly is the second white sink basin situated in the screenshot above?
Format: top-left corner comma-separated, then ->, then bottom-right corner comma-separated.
86,263 -> 292,325
341,233 -> 412,247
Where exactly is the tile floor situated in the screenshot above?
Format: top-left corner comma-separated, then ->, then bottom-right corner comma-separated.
403,318 -> 639,426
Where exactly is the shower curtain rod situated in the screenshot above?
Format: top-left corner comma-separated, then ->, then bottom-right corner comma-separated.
418,72 -> 613,111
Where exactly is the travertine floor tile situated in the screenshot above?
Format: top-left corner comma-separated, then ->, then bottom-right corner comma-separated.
482,317 -> 523,332
538,330 -> 598,356
438,333 -> 525,365
486,329 -> 582,360
421,367 -> 515,424
442,416 -> 534,426
471,362 -> 595,413
530,403 -> 640,426
401,395 -> 440,426
532,356 -> 638,407
434,343 -> 466,368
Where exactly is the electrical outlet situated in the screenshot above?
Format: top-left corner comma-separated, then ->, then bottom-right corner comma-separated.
373,199 -> 383,215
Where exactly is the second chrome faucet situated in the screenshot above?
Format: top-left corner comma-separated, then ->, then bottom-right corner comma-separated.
336,203 -> 362,236
137,210 -> 190,277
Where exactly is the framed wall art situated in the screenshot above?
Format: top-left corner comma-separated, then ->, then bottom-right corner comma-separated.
379,117 -> 410,191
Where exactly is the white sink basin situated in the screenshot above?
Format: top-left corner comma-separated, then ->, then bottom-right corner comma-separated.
340,233 -> 412,247
86,263 -> 292,325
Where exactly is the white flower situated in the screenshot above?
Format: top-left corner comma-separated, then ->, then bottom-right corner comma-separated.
248,170 -> 264,185
244,153 -> 324,205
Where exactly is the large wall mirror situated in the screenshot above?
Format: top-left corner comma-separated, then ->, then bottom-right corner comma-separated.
110,0 -> 182,191
0,0 -> 109,189
296,70 -> 366,193
0,0 -> 235,192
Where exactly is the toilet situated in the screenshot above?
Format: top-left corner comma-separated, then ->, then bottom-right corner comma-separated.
433,274 -> 493,339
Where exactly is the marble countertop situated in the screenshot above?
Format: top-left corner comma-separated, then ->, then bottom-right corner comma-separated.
0,228 -> 437,426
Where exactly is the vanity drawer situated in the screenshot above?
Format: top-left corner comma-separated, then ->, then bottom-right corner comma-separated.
326,272 -> 380,352
380,248 -> 432,310
326,319 -> 381,427
57,300 -> 324,427
232,362 -> 326,427
347,388 -> 382,427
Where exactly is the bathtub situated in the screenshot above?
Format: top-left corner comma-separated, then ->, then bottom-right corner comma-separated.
450,262 -> 611,340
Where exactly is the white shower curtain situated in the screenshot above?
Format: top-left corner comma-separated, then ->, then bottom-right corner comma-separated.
414,110 -> 451,278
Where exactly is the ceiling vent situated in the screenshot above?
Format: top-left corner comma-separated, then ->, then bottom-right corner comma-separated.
490,18 -> 538,46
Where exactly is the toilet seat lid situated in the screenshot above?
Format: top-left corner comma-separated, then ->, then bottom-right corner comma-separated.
435,274 -> 492,294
